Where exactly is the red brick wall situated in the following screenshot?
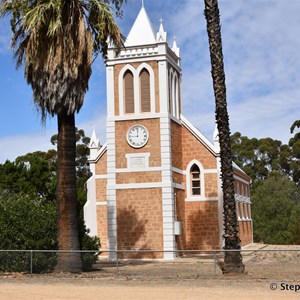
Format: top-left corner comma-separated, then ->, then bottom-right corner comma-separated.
182,126 -> 217,169
116,188 -> 163,258
95,179 -> 106,202
171,121 -> 221,251
115,119 -> 161,168
95,152 -> 107,175
174,189 -> 187,251
171,121 -> 183,170
204,173 -> 218,198
239,221 -> 253,246
185,201 -> 220,250
97,206 -> 108,250
116,171 -> 161,184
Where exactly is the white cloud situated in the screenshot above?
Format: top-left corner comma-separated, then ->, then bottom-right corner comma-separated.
174,0 -> 300,144
0,110 -> 106,163
0,130 -> 56,163
77,109 -> 107,146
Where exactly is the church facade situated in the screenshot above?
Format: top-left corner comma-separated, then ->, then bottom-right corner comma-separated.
84,5 -> 253,260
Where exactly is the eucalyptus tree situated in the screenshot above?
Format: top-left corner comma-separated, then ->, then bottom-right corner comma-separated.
203,0 -> 245,273
0,0 -> 125,272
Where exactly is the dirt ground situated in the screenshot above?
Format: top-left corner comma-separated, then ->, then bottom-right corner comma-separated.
1,244 -> 300,300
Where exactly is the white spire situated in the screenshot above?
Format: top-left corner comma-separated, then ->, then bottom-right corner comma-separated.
213,124 -> 220,153
125,5 -> 156,46
156,18 -> 167,43
89,130 -> 100,159
172,36 -> 180,57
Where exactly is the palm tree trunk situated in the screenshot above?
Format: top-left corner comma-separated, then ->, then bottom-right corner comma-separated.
55,109 -> 82,272
204,0 -> 245,274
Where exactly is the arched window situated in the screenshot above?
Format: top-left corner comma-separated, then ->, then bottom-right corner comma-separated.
190,164 -> 201,195
140,68 -> 150,112
124,70 -> 134,114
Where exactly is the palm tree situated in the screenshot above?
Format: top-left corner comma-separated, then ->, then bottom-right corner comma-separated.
203,0 -> 245,274
0,0 -> 125,272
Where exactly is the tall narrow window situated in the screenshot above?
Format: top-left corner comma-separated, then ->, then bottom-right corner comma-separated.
140,69 -> 150,112
169,73 -> 173,114
237,202 -> 241,220
190,164 -> 201,195
124,70 -> 134,114
174,77 -> 178,117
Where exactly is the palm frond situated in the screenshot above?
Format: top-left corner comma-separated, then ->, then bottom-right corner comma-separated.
1,0 -> 125,117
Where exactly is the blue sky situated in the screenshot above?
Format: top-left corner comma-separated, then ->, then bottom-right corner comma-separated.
1,0 -> 300,163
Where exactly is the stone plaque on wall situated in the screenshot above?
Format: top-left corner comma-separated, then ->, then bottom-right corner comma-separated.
126,153 -> 150,169
130,157 -> 146,168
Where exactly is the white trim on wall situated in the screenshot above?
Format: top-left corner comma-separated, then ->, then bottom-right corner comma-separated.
96,201 -> 107,206
95,175 -> 108,179
158,61 -> 168,113
84,176 -> 98,237
171,166 -> 184,175
106,66 -> 115,117
160,117 -> 176,260
107,55 -> 182,72
233,174 -> 250,185
185,197 -> 219,202
111,182 -> 170,189
116,166 -> 162,173
106,120 -> 117,260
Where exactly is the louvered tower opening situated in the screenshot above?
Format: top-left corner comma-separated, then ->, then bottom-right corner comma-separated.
124,70 -> 134,114
140,68 -> 151,112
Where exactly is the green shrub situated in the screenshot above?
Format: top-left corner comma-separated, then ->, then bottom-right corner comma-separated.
0,192 -> 57,272
81,231 -> 101,271
0,191 -> 100,273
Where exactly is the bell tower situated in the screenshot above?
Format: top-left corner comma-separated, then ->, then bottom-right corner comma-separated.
105,4 -> 182,259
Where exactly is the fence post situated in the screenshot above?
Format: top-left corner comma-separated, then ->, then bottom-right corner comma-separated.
116,250 -> 119,278
30,250 -> 33,277
213,251 -> 216,276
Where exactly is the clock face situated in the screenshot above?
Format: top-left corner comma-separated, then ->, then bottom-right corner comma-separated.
127,125 -> 149,148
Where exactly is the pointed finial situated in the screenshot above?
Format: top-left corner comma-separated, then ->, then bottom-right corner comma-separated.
89,130 -> 100,149
156,17 -> 167,43
142,0 -> 144,7
172,36 -> 180,57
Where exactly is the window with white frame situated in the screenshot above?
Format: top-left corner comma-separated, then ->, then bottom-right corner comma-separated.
190,164 -> 201,196
124,70 -> 134,114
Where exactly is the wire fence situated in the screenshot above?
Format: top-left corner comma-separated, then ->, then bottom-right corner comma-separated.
1,247 -> 300,280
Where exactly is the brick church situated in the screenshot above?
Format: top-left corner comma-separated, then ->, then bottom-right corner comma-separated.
84,4 -> 253,260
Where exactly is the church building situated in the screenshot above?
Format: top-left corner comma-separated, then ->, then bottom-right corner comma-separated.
84,5 -> 253,260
